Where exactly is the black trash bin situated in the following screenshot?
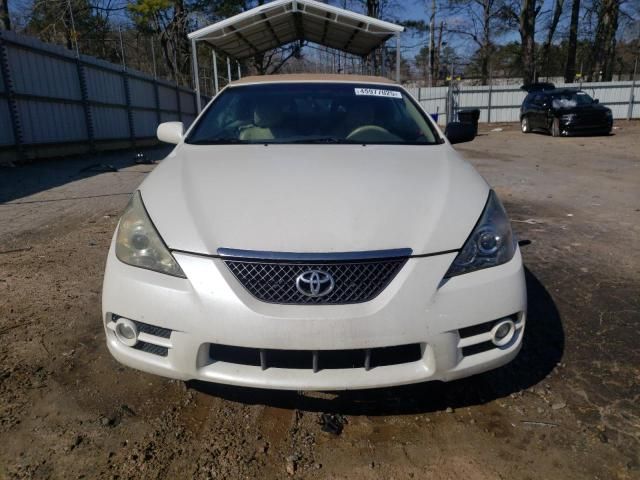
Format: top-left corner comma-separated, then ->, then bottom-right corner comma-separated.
458,109 -> 480,136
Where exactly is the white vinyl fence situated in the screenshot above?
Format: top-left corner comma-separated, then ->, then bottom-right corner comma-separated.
407,80 -> 640,126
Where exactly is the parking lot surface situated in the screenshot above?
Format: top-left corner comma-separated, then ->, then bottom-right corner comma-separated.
0,123 -> 638,479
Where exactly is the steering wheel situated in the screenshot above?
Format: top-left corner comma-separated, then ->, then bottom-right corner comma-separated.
346,125 -> 400,142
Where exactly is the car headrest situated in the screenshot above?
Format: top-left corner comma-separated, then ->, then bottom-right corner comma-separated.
254,99 -> 284,128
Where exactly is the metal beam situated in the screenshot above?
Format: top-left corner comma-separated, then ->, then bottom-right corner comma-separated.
227,25 -> 259,54
344,22 -> 364,51
395,32 -> 400,83
227,56 -> 232,84
293,11 -> 304,40
212,50 -> 219,95
191,38 -> 202,113
260,13 -> 282,45
320,12 -> 331,44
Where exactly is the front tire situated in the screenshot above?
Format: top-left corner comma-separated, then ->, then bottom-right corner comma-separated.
551,118 -> 561,137
521,116 -> 530,133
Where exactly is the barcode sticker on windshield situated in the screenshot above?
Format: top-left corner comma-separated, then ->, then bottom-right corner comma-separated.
354,88 -> 402,99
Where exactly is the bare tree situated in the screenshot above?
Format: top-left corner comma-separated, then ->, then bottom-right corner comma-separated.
365,0 -> 381,72
448,0 -> 509,84
252,42 -> 305,75
129,0 -> 192,83
588,0 -> 620,81
504,0 -> 542,84
519,0 -> 540,84
0,0 -> 10,31
564,0 -> 580,82
540,0 -> 565,77
434,20 -> 444,83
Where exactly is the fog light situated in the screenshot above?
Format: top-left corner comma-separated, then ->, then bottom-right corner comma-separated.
491,319 -> 515,347
115,318 -> 138,347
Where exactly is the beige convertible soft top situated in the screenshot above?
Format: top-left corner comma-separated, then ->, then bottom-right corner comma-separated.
230,74 -> 397,86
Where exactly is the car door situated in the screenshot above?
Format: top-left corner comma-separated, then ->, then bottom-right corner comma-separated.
539,94 -> 554,131
529,94 -> 546,129
521,93 -> 534,121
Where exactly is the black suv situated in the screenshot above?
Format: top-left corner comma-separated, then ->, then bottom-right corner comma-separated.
520,84 -> 612,137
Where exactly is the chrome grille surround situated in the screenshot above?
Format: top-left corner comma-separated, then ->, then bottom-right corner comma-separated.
220,248 -> 411,305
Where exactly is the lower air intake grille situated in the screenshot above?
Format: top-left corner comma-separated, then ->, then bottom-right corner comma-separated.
223,256 -> 408,305
134,341 -> 168,357
209,343 -> 423,371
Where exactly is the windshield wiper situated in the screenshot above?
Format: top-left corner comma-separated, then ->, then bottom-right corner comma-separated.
188,137 -> 247,145
288,137 -> 346,144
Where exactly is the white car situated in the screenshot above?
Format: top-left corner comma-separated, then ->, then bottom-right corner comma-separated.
102,74 -> 526,390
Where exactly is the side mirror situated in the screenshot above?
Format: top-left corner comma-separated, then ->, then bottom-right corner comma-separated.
445,122 -> 476,144
593,98 -> 599,104
157,122 -> 184,144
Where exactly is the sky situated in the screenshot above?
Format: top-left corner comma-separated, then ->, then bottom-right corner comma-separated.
8,0 -> 636,63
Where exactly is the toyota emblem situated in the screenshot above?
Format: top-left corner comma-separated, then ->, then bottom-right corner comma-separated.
295,270 -> 335,297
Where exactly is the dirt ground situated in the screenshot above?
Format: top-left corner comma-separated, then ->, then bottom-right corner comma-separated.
0,122 -> 638,480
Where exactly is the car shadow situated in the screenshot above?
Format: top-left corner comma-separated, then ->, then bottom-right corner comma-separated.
530,130 -> 614,138
189,267 -> 564,415
0,146 -> 171,204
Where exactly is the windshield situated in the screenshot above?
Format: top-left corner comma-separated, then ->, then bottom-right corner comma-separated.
551,91 -> 595,109
186,83 -> 441,145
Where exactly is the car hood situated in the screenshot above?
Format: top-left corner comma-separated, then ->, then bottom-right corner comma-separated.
140,144 -> 489,256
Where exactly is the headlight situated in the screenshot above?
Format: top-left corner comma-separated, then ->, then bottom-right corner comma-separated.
115,191 -> 186,277
561,113 -> 575,122
444,190 -> 516,278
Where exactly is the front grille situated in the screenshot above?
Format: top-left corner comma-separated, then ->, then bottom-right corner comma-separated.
209,343 -> 423,371
223,254 -> 408,305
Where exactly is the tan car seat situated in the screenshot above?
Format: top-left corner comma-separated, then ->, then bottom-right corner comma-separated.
239,99 -> 286,141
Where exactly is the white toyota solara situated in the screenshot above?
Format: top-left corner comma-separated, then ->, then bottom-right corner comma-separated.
102,74 -> 526,390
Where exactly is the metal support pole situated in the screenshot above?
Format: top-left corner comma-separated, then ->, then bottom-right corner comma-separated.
76,58 -> 94,151
212,50 -> 219,95
118,26 -> 126,70
428,0 -> 434,88
487,65 -> 493,123
151,37 -> 157,79
627,57 -> 637,120
0,33 -> 25,162
175,84 -> 183,122
395,32 -> 401,83
191,39 -> 201,113
67,0 -> 80,58
487,84 -> 493,123
153,77 -> 161,127
227,56 -> 232,84
122,71 -> 136,147
237,61 -> 241,79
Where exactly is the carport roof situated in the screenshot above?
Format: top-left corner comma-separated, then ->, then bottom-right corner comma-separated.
187,0 -> 404,60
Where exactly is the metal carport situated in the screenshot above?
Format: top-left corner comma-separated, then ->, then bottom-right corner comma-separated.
188,0 -> 404,112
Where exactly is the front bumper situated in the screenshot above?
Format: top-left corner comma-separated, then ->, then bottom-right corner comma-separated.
559,118 -> 612,136
102,244 -> 527,390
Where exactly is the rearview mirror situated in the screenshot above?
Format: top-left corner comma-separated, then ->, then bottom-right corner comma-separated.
593,98 -> 599,104
445,122 -> 476,144
157,122 -> 184,144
